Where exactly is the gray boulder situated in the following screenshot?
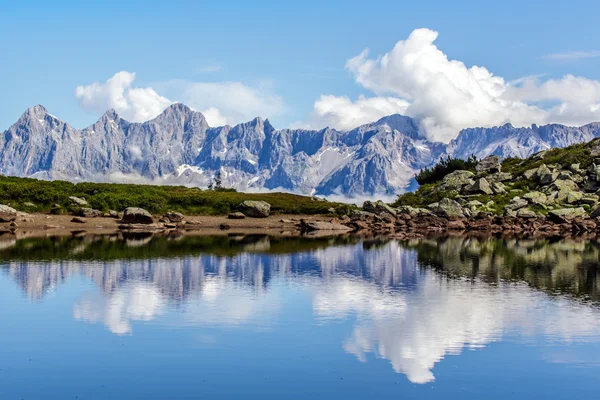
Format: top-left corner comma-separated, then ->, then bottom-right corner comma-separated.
427,198 -> 464,218
569,163 -> 581,173
105,210 -> 119,218
556,189 -> 571,204
505,197 -> 528,211
523,168 -> 538,180
491,182 -> 507,195
517,209 -> 537,218
566,191 -> 583,204
537,164 -> 558,185
465,177 -> 493,195
0,205 -> 18,222
439,170 -> 475,191
551,179 -> 579,192
163,211 -> 184,223
77,208 -> 102,218
548,207 -> 587,222
239,200 -> 271,218
68,196 -> 88,206
487,172 -> 513,183
228,212 -> 246,219
363,200 -> 396,216
590,140 -> 600,157
299,220 -> 352,232
557,170 -> 573,181
122,207 -> 154,224
522,191 -> 547,205
476,155 -> 501,174
594,164 -> 600,182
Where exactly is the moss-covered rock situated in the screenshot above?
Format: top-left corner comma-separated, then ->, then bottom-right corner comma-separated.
427,198 -> 465,218
548,207 -> 587,222
465,177 -> 493,195
363,200 -> 397,216
239,200 -> 271,218
438,170 -> 475,192
522,191 -> 547,205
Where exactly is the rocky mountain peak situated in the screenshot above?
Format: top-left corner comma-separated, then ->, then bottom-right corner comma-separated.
100,108 -> 120,121
373,114 -> 421,137
161,102 -> 193,115
20,104 -> 50,122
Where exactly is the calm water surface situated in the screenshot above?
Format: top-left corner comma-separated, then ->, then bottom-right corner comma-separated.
1,233 -> 600,399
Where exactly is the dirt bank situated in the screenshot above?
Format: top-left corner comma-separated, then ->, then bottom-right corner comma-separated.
0,213 -> 338,239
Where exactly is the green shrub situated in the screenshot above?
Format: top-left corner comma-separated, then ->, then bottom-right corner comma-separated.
416,155 -> 478,185
502,142 -> 594,176
0,175 -> 350,216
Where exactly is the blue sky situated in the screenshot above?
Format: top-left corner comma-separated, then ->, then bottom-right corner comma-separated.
2,0 -> 600,141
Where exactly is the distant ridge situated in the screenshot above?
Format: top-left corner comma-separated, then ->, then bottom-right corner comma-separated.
1,103 -> 599,197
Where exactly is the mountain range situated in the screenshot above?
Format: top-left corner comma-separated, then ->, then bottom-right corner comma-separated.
2,103 -> 600,198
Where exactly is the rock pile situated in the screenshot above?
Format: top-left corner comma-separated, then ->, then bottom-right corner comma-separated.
348,152 -> 600,237
340,201 -> 600,238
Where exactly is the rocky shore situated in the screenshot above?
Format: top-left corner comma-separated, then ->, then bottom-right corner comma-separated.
345,139 -> 600,238
333,200 -> 600,239
0,199 -> 336,238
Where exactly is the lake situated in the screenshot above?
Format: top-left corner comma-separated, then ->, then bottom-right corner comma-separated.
1,232 -> 599,399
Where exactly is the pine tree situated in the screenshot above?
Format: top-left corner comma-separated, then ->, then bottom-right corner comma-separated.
214,170 -> 223,189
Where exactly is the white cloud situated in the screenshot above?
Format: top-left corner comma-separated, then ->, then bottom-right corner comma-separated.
307,95 -> 409,130
309,28 -> 600,142
507,74 -> 600,104
201,107 -> 228,126
76,72 -> 284,127
312,241 -> 600,384
75,71 -> 172,123
544,50 -> 600,61
74,283 -> 165,335
157,79 -> 284,126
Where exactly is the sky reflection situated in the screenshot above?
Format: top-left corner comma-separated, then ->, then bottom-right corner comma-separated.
1,235 -> 600,385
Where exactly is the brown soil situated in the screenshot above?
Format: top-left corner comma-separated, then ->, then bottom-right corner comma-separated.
0,213 -> 335,239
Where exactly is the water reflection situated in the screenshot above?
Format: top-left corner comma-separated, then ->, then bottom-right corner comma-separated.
1,234 -> 600,384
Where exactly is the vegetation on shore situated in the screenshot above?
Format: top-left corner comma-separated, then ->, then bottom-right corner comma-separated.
393,138 -> 600,217
415,155 -> 478,185
0,175 -> 352,216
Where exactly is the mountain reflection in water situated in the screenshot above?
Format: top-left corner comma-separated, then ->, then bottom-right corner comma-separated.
1,233 -> 600,385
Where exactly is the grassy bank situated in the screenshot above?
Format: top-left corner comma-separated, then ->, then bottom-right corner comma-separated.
0,175 -> 351,215
392,138 -> 600,216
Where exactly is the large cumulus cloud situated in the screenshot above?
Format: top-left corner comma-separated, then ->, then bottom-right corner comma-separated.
76,72 -> 284,127
310,28 -> 600,142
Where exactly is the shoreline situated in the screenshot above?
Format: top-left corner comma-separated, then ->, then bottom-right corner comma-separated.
1,210 -> 600,242
0,213 -> 339,239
